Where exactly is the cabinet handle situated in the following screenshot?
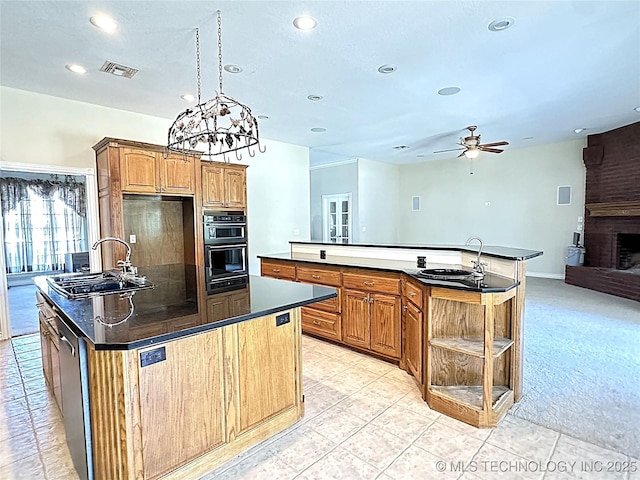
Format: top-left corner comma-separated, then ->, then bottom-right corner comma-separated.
312,320 -> 321,326
403,305 -> 408,311
273,268 -> 281,273
408,292 -> 416,297
363,281 -> 374,286
59,335 -> 76,357
362,296 -> 368,302
312,274 -> 321,279
369,297 -> 374,303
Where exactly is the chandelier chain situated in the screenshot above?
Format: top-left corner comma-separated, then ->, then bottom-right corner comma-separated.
195,28 -> 202,103
217,11 -> 223,93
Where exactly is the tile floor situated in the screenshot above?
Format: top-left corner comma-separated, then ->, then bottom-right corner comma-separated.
1,333 -> 638,479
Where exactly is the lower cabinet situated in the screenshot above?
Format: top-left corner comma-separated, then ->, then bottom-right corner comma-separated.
343,289 -> 401,359
37,293 -> 63,413
403,299 -> 423,384
301,306 -> 341,341
207,288 -> 251,322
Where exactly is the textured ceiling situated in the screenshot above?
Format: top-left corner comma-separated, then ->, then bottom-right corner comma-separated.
1,1 -> 639,166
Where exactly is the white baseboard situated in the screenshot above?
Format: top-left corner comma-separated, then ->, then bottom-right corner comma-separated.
527,272 -> 565,280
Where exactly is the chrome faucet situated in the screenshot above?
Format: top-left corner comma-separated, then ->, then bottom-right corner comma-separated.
465,236 -> 485,277
92,237 -> 135,275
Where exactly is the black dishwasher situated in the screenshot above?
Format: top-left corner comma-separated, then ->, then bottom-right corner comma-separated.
57,318 -> 94,480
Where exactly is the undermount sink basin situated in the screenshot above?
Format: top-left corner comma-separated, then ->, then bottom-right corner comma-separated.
46,271 -> 154,299
417,268 -> 481,280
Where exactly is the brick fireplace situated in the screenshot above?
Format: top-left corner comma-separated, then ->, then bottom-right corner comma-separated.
564,121 -> 640,302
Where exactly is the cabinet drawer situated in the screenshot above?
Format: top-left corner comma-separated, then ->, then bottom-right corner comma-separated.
342,271 -> 400,294
297,266 -> 341,287
301,307 -> 341,341
309,288 -> 341,313
403,280 -> 424,308
39,311 -> 59,348
261,261 -> 296,280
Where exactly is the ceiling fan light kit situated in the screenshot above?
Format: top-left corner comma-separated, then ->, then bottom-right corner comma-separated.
433,125 -> 509,161
167,11 -> 264,162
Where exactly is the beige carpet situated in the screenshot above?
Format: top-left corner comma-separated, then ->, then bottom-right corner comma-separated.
512,277 -> 640,458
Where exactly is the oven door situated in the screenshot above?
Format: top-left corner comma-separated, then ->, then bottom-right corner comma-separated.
205,244 -> 248,285
205,224 -> 246,245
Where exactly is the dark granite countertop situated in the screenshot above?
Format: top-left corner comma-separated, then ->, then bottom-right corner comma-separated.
34,264 -> 336,350
288,241 -> 543,260
258,253 -> 519,293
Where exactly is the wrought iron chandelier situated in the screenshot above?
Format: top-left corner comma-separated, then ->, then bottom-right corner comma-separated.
168,11 -> 264,161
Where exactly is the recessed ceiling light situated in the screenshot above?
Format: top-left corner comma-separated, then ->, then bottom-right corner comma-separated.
394,145 -> 409,150
310,127 -> 326,133
257,115 -> 270,120
574,128 -> 585,134
438,86 -> 461,96
224,64 -> 242,73
416,154 -> 425,158
635,106 -> 640,112
488,17 -> 515,32
90,14 -> 117,32
65,64 -> 87,74
293,15 -> 317,31
307,94 -> 323,101
378,64 -> 397,74
181,94 -> 195,102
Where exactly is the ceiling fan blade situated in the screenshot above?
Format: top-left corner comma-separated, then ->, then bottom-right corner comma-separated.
479,147 -> 504,154
457,151 -> 466,158
433,147 -> 465,153
479,141 -> 509,148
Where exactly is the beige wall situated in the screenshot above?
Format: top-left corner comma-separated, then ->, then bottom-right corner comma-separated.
0,86 -> 310,275
357,158 -> 400,244
398,139 -> 587,276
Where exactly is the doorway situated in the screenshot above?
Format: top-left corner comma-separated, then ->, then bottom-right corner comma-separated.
0,162 -> 100,340
322,193 -> 352,244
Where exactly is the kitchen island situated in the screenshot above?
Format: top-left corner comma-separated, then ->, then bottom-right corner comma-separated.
35,268 -> 336,480
259,241 -> 542,428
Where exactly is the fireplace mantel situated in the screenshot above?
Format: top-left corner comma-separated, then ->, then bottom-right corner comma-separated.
586,201 -> 640,217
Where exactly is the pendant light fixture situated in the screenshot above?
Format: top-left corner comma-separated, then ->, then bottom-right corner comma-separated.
168,11 -> 264,162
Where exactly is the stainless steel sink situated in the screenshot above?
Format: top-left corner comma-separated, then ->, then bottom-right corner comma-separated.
46,271 -> 154,299
417,268 -> 482,280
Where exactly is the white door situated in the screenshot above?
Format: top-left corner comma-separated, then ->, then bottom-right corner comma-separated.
322,193 -> 352,244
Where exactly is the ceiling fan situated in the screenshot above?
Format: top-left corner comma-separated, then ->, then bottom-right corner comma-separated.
433,125 -> 509,159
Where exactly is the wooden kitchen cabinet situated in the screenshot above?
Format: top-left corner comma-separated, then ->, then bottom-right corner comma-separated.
36,292 -> 62,413
93,138 -> 200,271
120,147 -> 196,195
297,265 -> 342,341
261,259 -> 296,281
427,287 -> 517,427
202,163 -> 247,209
138,330 -> 226,479
207,287 -> 251,322
402,278 -> 425,385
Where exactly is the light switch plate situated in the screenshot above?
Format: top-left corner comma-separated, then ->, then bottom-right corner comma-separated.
129,234 -> 137,244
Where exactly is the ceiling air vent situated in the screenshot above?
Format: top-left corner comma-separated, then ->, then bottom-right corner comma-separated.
99,61 -> 138,79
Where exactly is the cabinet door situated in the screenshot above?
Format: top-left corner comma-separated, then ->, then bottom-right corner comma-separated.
161,154 -> 195,194
207,296 -> 231,322
404,300 -> 423,383
50,341 -> 63,413
39,316 -> 52,388
370,293 -> 401,359
202,165 -> 225,207
343,289 -> 370,349
225,168 -> 246,209
138,330 -> 226,479
120,148 -> 158,193
235,312 -> 297,434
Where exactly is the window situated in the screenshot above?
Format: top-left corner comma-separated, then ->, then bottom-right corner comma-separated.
2,179 -> 88,273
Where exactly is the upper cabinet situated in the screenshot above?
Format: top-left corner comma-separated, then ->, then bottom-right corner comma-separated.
120,147 -> 195,195
202,163 -> 247,210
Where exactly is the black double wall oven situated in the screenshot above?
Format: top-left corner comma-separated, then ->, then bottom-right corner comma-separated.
204,211 -> 248,293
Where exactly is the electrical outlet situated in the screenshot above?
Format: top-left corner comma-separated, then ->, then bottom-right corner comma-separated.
129,234 -> 136,244
578,216 -> 583,222
576,225 -> 583,231
292,228 -> 300,236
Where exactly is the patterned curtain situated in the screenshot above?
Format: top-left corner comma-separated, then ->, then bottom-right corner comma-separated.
1,176 -> 88,273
